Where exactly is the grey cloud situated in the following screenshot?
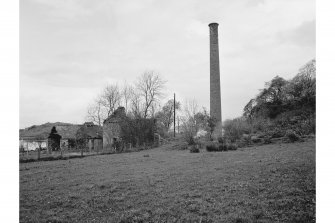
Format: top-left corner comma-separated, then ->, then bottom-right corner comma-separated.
246,0 -> 265,7
277,20 -> 315,47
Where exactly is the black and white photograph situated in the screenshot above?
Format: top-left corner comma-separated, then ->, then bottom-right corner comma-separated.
3,0 -> 324,222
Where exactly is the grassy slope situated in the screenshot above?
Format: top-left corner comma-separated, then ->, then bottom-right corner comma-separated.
20,140 -> 315,223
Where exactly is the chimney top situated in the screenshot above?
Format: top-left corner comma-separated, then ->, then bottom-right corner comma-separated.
209,22 -> 219,27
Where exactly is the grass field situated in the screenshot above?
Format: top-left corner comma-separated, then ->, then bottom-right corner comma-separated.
20,139 -> 315,223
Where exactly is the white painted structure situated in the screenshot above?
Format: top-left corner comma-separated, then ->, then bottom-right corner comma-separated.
19,139 -> 47,151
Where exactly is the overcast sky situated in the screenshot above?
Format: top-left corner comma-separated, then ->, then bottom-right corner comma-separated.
20,0 -> 315,128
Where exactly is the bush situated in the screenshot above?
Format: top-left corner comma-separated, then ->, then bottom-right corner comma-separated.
250,117 -> 273,132
264,137 -> 272,144
285,130 -> 300,142
217,137 -> 225,144
223,118 -> 252,142
206,142 -> 228,152
227,143 -> 238,151
115,141 -> 121,151
298,116 -> 316,135
180,143 -> 188,150
270,128 -> 286,138
206,143 -> 215,152
190,145 -> 200,153
186,135 -> 196,145
218,144 -> 224,151
119,117 -> 156,147
251,135 -> 262,143
206,142 -> 219,152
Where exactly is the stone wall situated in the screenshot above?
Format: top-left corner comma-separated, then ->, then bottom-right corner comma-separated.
103,121 -> 121,149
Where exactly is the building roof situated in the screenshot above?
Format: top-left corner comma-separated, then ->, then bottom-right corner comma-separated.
19,122 -> 80,140
76,124 -> 103,139
103,107 -> 126,124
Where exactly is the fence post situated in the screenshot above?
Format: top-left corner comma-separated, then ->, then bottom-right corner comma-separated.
37,147 -> 40,160
89,140 -> 91,154
81,147 -> 83,157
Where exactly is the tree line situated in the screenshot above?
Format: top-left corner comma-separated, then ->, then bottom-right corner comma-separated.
223,59 -> 316,143
243,59 -> 315,120
86,70 -> 184,137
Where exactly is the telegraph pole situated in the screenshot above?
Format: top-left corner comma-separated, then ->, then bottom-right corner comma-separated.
174,93 -> 176,137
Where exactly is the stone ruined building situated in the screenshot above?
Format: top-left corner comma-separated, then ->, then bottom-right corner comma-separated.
209,22 -> 223,137
76,122 -> 103,152
103,107 -> 126,149
103,107 -> 158,150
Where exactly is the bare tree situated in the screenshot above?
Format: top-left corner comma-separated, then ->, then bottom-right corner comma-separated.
86,98 -> 106,126
129,87 -> 143,118
120,82 -> 133,114
86,84 -> 121,125
101,84 -> 121,117
156,99 -> 181,131
136,70 -> 166,118
86,71 -> 166,123
183,99 -> 199,119
180,99 -> 201,143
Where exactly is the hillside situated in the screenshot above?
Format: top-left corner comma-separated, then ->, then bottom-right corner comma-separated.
19,122 -> 81,140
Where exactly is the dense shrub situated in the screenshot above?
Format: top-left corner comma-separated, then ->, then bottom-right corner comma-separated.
218,144 -> 224,151
194,139 -> 204,149
114,141 -> 123,152
185,135 -> 196,145
269,128 -> 286,138
223,118 -> 252,142
180,143 -> 188,150
251,118 -> 273,132
205,143 -> 215,152
285,130 -> 300,142
205,142 -> 232,152
251,135 -> 262,143
119,116 -> 156,147
190,145 -> 200,153
222,144 -> 228,151
297,115 -> 315,135
227,143 -> 238,151
206,142 -> 220,152
217,137 -> 225,144
263,137 -> 272,144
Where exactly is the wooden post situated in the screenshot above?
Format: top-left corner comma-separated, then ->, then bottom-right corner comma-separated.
26,142 -> 29,156
37,147 -> 40,160
81,146 -> 83,157
174,93 -> 176,137
178,116 -> 180,134
89,140 -> 91,154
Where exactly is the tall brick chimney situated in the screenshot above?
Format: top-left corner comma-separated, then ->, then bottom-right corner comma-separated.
209,22 -> 222,133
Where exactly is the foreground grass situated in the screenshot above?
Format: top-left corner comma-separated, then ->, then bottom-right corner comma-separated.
20,140 -> 315,222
